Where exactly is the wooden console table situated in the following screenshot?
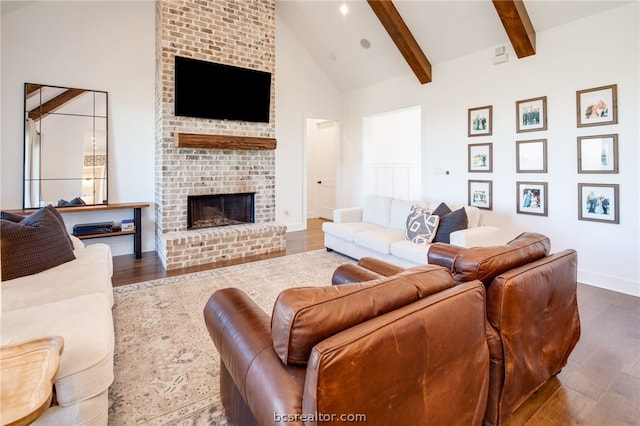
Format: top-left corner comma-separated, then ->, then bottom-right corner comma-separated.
0,336 -> 64,426
6,203 -> 149,259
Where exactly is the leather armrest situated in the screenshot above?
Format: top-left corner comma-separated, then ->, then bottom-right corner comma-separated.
356,257 -> 405,276
426,243 -> 464,270
331,263 -> 382,285
331,258 -> 404,285
203,288 -> 273,394
203,288 -> 307,425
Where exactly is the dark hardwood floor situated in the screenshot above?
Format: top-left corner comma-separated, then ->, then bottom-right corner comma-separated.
111,218 -> 639,425
111,218 -> 329,287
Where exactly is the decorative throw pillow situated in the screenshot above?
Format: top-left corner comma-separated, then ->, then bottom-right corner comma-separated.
0,211 -> 27,222
433,207 -> 468,244
1,205 -> 73,251
405,205 -> 440,245
431,202 -> 452,217
1,207 -> 76,281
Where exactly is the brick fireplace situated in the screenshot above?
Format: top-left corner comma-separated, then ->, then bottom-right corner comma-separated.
155,0 -> 285,270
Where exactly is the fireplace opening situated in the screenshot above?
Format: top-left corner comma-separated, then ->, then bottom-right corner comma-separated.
187,193 -> 255,230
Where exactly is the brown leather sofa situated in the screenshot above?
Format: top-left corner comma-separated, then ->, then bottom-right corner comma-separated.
332,232 -> 580,425
204,265 -> 490,425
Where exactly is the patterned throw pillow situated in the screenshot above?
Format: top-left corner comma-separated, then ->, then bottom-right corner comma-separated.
406,205 -> 440,245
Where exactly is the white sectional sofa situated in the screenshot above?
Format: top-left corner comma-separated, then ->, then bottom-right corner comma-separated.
322,194 -> 500,268
1,235 -> 114,425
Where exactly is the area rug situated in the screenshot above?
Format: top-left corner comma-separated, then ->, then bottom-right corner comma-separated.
108,250 -> 354,425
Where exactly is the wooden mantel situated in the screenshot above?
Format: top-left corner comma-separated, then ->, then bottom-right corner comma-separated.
175,133 -> 277,150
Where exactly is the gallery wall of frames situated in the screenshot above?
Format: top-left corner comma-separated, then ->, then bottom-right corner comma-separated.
465,84 -> 620,225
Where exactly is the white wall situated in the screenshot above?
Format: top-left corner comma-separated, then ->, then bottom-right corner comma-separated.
1,1 -> 156,255
1,2 -> 342,253
340,3 -> 639,296
2,2 -> 637,296
275,12 -> 343,231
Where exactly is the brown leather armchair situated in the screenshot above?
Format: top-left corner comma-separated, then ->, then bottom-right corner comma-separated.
333,232 -> 580,425
204,265 -> 490,425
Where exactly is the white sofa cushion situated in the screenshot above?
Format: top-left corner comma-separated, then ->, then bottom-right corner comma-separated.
1,242 -> 114,312
362,194 -> 394,227
389,198 -> 414,230
322,221 -> 382,242
332,207 -> 363,223
464,206 -> 481,228
354,228 -> 405,255
32,389 -> 108,426
450,225 -> 501,247
390,240 -> 430,264
0,293 -> 114,406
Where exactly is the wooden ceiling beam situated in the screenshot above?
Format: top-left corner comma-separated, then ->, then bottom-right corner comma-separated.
367,0 -> 432,84
25,84 -> 42,98
492,0 -> 536,58
28,88 -> 87,121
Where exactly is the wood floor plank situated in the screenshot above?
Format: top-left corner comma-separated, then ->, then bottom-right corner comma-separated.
501,378 -> 562,425
515,383 -> 598,426
586,372 -> 640,425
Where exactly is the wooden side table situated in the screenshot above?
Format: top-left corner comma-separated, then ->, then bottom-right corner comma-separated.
5,202 -> 150,259
0,336 -> 64,426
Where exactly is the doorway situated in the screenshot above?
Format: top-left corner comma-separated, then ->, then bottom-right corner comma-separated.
306,118 -> 338,220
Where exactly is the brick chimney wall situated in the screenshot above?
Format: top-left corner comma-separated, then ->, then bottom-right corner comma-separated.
155,0 -> 283,269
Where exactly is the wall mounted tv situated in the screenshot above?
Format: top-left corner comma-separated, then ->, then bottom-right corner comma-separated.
174,56 -> 272,123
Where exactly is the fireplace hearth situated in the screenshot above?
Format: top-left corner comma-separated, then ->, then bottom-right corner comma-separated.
187,193 -> 255,230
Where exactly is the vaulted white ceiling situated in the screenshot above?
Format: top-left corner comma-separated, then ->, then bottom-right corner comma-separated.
276,0 -> 631,93
2,1 -> 630,94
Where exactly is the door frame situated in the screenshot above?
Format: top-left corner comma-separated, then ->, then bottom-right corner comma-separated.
303,114 -> 341,227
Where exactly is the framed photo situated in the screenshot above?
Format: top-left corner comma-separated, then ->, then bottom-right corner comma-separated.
516,181 -> 548,216
516,96 -> 547,132
516,139 -> 547,173
468,105 -> 492,137
468,180 -> 492,210
468,143 -> 493,172
578,183 -> 619,224
577,134 -> 618,174
576,84 -> 617,127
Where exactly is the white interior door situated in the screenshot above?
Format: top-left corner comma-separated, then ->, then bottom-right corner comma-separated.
307,119 -> 337,220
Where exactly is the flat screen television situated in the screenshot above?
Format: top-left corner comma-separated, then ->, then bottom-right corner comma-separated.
174,56 -> 271,123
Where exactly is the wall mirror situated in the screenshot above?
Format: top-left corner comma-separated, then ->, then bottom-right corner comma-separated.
23,83 -> 108,209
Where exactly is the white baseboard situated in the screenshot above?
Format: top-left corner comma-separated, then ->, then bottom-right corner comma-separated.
578,269 -> 639,297
286,222 -> 306,232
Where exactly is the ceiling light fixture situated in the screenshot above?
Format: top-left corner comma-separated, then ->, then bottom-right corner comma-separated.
339,3 -> 349,16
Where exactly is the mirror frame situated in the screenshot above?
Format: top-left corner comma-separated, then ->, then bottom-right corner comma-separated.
23,83 -> 108,209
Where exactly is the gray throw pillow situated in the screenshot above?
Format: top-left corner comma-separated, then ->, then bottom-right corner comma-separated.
431,202 -> 452,217
1,205 -> 73,251
1,207 -> 76,281
433,207 -> 468,244
406,205 -> 440,245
